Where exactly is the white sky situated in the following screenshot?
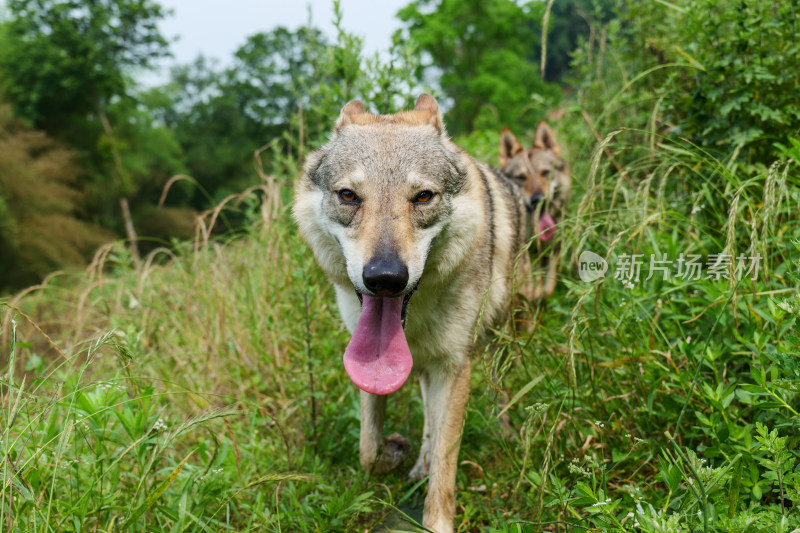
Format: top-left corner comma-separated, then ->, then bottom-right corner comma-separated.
140,0 -> 408,86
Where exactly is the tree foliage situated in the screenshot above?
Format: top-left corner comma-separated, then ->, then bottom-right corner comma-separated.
540,0 -> 613,82
148,11 -> 422,207
146,26 -> 331,206
0,0 -> 167,132
396,0 -> 560,135
572,0 -> 800,167
668,0 -> 800,163
0,0 -> 169,132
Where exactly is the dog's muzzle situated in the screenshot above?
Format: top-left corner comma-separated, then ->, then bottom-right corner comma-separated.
527,193 -> 546,211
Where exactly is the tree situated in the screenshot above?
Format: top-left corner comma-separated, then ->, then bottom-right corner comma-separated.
0,0 -> 169,133
0,0 -> 175,259
145,21 -> 420,208
539,0 -> 614,82
396,0 -> 560,135
143,25 -> 328,210
143,58 -> 260,208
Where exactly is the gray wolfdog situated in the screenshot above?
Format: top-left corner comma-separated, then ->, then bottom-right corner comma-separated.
293,94 -> 530,532
499,123 -> 571,300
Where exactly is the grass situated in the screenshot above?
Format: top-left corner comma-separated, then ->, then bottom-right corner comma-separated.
2,98 -> 800,532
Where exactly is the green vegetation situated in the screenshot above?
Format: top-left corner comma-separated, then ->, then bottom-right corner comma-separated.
1,0 -> 799,531
396,0 -> 560,134
0,105 -> 113,288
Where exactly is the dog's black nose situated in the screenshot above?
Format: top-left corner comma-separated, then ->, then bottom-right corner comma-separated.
363,257 -> 409,296
530,193 -> 545,205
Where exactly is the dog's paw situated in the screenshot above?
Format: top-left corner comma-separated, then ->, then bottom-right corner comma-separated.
371,433 -> 410,475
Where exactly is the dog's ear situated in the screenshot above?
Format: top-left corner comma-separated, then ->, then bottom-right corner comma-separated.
335,100 -> 366,131
414,94 -> 445,134
534,120 -> 561,156
499,127 -> 523,168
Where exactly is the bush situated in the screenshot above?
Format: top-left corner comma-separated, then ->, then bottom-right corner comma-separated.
0,105 -> 111,289
572,0 -> 800,167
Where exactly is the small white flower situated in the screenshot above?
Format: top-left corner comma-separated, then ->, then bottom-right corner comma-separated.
591,498 -> 611,507
595,421 -> 605,428
691,204 -> 705,215
153,418 -> 168,432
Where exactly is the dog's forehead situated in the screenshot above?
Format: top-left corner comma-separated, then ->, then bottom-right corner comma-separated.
504,150 -> 535,176
530,148 -> 561,169
318,125 -> 452,184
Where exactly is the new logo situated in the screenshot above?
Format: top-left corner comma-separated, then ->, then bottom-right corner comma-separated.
579,250 -> 608,282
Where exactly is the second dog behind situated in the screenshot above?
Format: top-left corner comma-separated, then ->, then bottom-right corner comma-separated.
499,122 -> 571,300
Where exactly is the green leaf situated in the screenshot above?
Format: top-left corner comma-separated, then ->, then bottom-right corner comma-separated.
667,465 -> 682,492
749,365 -> 765,386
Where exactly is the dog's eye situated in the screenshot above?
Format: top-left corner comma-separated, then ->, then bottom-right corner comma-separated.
541,169 -> 550,178
413,190 -> 435,204
338,189 -> 359,203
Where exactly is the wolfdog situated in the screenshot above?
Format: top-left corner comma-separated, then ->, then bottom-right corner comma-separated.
499,123 -> 571,300
293,94 -> 530,532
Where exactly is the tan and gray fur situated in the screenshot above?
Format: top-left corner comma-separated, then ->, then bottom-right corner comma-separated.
499,122 -> 571,300
293,95 -> 530,533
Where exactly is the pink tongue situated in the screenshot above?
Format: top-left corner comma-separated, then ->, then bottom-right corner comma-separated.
343,296 -> 413,395
535,212 -> 556,242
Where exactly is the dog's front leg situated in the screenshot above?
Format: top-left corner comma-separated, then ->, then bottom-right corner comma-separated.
359,391 -> 409,475
421,359 -> 471,533
532,249 -> 559,301
410,370 -> 432,481
541,248 -> 560,299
